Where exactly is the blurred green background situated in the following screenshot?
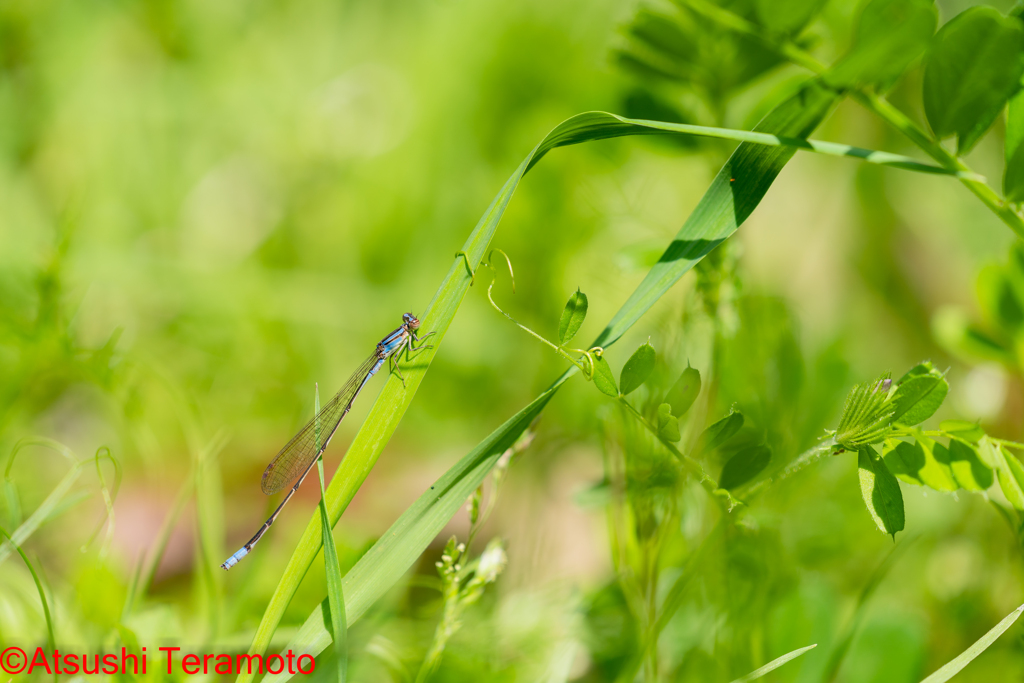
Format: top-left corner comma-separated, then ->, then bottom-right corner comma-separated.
3,0 -> 1024,681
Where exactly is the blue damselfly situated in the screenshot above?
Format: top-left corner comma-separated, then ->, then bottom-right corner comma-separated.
221,312 -> 432,570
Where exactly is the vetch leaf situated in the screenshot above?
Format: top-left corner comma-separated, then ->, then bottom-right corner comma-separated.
947,438 -> 993,491
835,375 -> 895,450
923,6 -> 1024,154
919,602 -> 1024,683
666,365 -> 701,417
858,448 -> 905,539
993,443 -> 1024,510
592,355 -> 619,397
695,411 -> 744,457
881,437 -> 957,491
656,403 -> 681,442
620,341 -> 656,395
941,419 -> 985,442
1006,88 -> 1024,202
826,0 -> 936,89
891,362 -> 948,426
557,289 -> 588,344
719,445 -> 771,490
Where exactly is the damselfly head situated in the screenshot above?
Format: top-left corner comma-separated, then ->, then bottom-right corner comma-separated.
403,312 -> 421,329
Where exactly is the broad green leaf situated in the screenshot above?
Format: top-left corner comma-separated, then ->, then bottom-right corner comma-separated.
592,355 -> 619,397
666,365 -> 701,417
719,445 -> 771,490
825,0 -> 937,89
250,81 -> 843,681
947,438 -> 993,491
940,419 -> 985,442
858,448 -> 905,539
754,0 -> 826,36
695,412 -> 744,457
557,289 -> 588,344
881,438 -> 957,491
976,437 -> 999,469
1005,88 -> 1024,201
656,403 -> 681,442
923,6 -> 1024,154
729,644 -> 818,683
891,363 -> 948,426
620,341 -> 656,395
993,443 -> 1024,510
919,602 -> 1024,683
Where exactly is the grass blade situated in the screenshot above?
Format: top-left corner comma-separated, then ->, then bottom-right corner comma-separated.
824,537 -> 915,682
315,385 -> 348,683
919,602 -> 1024,683
257,79 -> 842,682
0,524 -> 58,681
0,438 -> 82,567
729,644 -> 818,683
532,112 -> 975,179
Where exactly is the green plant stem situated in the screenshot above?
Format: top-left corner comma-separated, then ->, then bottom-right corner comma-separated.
486,272 -> 597,377
415,577 -> 459,683
615,397 -> 737,509
738,439 -> 836,500
682,0 -> 1024,239
853,92 -> 1024,239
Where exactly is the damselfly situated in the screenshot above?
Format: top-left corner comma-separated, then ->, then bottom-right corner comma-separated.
221,312 -> 433,570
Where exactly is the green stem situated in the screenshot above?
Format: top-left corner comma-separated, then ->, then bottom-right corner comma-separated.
486,273 -> 595,377
853,93 -> 1024,239
738,439 -> 836,500
682,0 -> 1024,239
615,397 -> 740,510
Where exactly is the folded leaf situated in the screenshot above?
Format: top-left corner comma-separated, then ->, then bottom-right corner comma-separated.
891,362 -> 948,426
592,355 -> 619,397
656,403 -> 681,442
924,6 -> 1024,154
992,442 -> 1024,510
666,365 -> 701,417
858,448 -> 905,539
695,412 -> 744,457
620,342 -> 656,395
557,289 -> 588,344
719,445 -> 771,490
826,0 -> 936,89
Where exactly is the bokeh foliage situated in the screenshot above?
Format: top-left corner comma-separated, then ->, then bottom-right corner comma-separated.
5,0 -> 1024,682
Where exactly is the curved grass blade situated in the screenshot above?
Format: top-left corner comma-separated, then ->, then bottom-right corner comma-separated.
256,79 -> 842,682
919,602 -> 1024,683
824,537 -> 915,682
729,644 -> 818,683
0,438 -> 81,567
529,112 -> 976,179
0,524 -> 57,674
315,385 -> 348,683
